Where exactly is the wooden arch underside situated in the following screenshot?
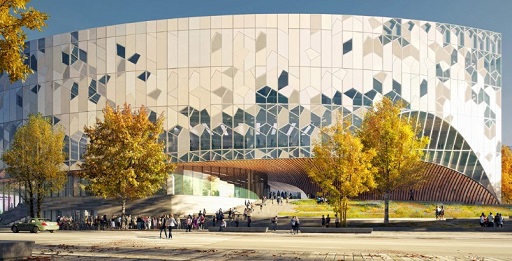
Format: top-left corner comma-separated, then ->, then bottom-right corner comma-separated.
178,158 -> 499,204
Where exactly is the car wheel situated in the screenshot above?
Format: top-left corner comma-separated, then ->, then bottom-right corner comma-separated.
32,227 -> 39,233
12,226 -> 18,233
49,230 -> 54,233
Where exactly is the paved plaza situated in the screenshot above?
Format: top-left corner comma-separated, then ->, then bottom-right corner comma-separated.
0,228 -> 511,260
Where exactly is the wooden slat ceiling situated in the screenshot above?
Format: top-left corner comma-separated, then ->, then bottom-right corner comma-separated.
179,159 -> 499,204
179,158 -> 318,195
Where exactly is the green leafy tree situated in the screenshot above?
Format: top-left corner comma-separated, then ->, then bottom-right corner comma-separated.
358,97 -> 429,224
502,146 -> 512,204
1,113 -> 66,218
0,0 -> 49,82
307,115 -> 377,227
80,103 -> 176,219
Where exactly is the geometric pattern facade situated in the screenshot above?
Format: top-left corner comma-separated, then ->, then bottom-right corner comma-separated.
0,14 -> 501,199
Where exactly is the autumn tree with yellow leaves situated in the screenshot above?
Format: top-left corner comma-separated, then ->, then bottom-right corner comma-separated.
80,104 -> 176,219
502,146 -> 512,204
358,97 -> 429,224
307,115 -> 377,227
1,114 -> 66,218
0,0 -> 48,82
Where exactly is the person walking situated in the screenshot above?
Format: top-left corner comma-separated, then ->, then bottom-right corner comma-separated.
480,213 -> 486,227
295,216 -> 300,234
159,215 -> 167,239
487,212 -> 494,227
247,216 -> 252,227
219,219 -> 226,231
168,214 -> 177,239
290,216 -> 296,234
235,215 -> 240,227
186,214 -> 193,232
271,215 -> 278,231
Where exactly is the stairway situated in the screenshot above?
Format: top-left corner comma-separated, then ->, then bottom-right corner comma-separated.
0,203 -> 29,226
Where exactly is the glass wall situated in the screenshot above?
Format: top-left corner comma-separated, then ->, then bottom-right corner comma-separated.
169,166 -> 265,200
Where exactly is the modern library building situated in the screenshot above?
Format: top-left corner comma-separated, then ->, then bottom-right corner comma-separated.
0,14 -> 502,215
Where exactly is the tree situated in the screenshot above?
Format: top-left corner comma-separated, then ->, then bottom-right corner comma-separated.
0,0 -> 49,82
80,103 -> 176,220
1,113 -> 66,218
358,97 -> 429,224
307,115 -> 377,227
502,146 -> 512,204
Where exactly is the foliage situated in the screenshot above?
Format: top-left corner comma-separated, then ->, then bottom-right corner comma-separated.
80,103 -> 176,217
0,0 -> 49,82
502,146 -> 512,203
358,97 -> 429,223
1,113 -> 66,217
307,115 -> 377,226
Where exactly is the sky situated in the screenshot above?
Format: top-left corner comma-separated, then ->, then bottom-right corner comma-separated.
25,0 -> 511,145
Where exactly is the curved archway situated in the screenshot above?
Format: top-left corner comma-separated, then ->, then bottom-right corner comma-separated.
404,111 -> 495,197
358,162 -> 498,204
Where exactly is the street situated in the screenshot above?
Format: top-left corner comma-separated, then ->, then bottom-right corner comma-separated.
0,228 -> 511,260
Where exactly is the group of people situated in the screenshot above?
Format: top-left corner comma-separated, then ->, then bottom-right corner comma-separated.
158,214 -> 178,238
269,191 -> 292,205
480,212 -> 505,227
183,211 -> 207,232
316,197 -> 327,204
321,214 -> 341,228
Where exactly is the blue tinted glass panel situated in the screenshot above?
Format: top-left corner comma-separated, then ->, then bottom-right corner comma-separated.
392,80 -> 401,95
89,93 -> 101,104
70,138 -> 78,160
30,55 -> 37,71
99,75 -> 111,84
71,83 -> 79,100
333,92 -> 342,105
128,53 -> 140,64
117,44 -> 125,58
277,93 -> 288,103
343,39 -> 352,54
138,72 -> 147,81
353,93 -> 362,105
278,70 -> 288,90
322,94 -> 331,105
267,90 -> 277,103
420,80 -> 428,97
149,111 -> 157,123
61,52 -> 69,65
79,49 -> 87,63
71,31 -> 79,43
344,88 -> 357,98
38,38 -> 45,53
373,78 -> 382,93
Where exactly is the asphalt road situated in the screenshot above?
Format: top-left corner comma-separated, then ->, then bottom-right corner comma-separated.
0,228 -> 511,260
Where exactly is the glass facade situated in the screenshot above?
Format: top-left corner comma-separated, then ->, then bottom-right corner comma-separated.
0,14 -> 501,200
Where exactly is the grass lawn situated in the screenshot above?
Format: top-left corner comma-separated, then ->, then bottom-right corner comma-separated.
279,199 -> 512,219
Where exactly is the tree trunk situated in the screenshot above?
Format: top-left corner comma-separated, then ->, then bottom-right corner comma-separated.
342,197 -> 348,227
384,192 -> 389,224
28,182 -> 35,218
122,198 -> 126,230
36,193 -> 44,218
